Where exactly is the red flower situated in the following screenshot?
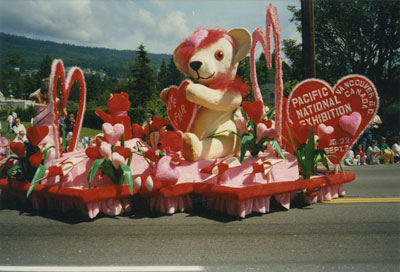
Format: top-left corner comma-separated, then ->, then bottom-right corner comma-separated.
27,126 -> 49,147
10,142 -> 25,158
132,123 -> 144,139
114,146 -> 132,160
282,122 -> 312,154
85,146 -> 102,160
242,100 -> 264,124
262,119 -> 273,128
29,151 -> 43,167
158,131 -> 183,152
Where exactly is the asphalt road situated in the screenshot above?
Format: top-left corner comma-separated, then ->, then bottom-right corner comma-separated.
0,164 -> 399,272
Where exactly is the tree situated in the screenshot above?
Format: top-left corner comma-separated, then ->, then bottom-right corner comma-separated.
157,59 -> 170,90
36,55 -> 53,86
167,57 -> 185,86
285,0 -> 400,108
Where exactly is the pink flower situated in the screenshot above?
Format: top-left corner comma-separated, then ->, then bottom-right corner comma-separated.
99,141 -> 112,161
111,152 -> 125,170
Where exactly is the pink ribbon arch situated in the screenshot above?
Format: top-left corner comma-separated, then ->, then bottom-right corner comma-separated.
250,4 -> 283,145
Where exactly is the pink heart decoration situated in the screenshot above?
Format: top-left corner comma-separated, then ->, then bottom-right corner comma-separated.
256,122 -> 276,142
49,60 -> 86,155
317,124 -> 334,136
339,112 -> 361,136
287,75 -> 379,164
99,142 -> 112,161
111,152 -> 125,170
235,117 -> 247,134
102,123 -> 124,146
167,80 -> 197,132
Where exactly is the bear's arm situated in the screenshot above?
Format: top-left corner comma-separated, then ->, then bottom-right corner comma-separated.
185,83 -> 242,112
95,109 -> 113,123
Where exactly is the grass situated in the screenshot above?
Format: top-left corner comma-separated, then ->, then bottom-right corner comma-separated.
1,120 -> 101,143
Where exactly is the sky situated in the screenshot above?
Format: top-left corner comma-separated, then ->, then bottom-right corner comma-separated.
0,0 -> 301,55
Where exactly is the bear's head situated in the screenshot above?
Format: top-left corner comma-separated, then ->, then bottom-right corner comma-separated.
173,28 -> 251,86
107,92 -> 130,114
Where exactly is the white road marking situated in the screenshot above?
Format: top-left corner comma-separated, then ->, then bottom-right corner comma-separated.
0,266 -> 204,272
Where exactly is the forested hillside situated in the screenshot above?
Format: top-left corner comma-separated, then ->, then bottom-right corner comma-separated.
0,32 -> 170,77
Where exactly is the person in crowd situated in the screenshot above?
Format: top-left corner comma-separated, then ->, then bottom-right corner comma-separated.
13,130 -> 27,143
65,114 -> 75,139
355,143 -> 367,165
392,137 -> 400,163
344,149 -> 356,166
12,118 -> 26,136
142,113 -> 152,127
0,131 -> 9,158
360,114 -> 382,152
7,112 -> 14,134
378,137 -> 394,164
88,136 -> 96,147
366,140 -> 382,165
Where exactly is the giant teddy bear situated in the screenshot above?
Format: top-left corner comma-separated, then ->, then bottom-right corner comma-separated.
160,28 -> 252,161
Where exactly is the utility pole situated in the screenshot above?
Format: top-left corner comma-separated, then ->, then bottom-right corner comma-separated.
301,0 -> 316,78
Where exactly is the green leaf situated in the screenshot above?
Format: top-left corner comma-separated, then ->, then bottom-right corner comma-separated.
101,160 -> 118,184
120,164 -> 134,195
6,165 -> 21,192
240,134 -> 254,162
26,164 -> 46,198
41,146 -> 55,164
303,127 -> 315,179
87,158 -> 105,188
269,139 -> 286,159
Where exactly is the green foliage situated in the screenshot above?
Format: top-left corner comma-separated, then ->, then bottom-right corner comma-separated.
0,32 -> 170,78
285,1 -> 400,109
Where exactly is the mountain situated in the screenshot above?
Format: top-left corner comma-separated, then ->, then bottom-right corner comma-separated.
0,32 -> 171,78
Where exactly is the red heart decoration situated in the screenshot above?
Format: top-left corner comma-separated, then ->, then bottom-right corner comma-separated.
10,142 -> 25,158
85,146 -> 102,160
49,60 -> 86,155
114,146 -> 132,160
132,123 -> 144,139
287,75 -> 379,164
167,80 -> 197,132
242,100 -> 264,124
29,151 -> 43,167
47,165 -> 63,177
27,126 -> 49,147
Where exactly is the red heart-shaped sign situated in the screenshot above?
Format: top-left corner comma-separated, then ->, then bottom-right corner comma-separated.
27,126 -> 49,147
287,75 -> 379,164
242,100 -> 264,124
10,142 -> 25,158
167,81 -> 197,132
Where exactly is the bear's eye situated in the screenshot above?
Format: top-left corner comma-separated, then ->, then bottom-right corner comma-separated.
214,50 -> 224,61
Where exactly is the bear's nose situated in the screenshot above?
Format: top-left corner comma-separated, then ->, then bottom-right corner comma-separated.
190,61 -> 202,71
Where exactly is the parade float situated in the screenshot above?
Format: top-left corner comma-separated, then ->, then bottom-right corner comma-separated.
0,4 -> 378,219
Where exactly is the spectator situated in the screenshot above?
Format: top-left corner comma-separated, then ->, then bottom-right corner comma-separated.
142,113 -> 152,127
392,137 -> 400,163
344,150 -> 356,166
13,118 -> 26,136
65,114 -> 75,139
366,140 -> 382,165
82,136 -> 89,149
378,137 -> 394,164
355,143 -> 367,165
0,131 -> 9,158
7,112 -> 14,134
14,130 -> 27,143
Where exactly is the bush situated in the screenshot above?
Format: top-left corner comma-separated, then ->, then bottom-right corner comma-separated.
14,105 -> 37,122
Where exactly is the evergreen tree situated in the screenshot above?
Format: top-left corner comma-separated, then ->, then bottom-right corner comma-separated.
167,57 -> 184,86
157,59 -> 170,90
36,55 -> 53,86
128,44 -> 157,108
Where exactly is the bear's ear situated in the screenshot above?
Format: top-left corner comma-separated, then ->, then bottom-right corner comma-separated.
227,28 -> 252,65
121,92 -> 129,99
